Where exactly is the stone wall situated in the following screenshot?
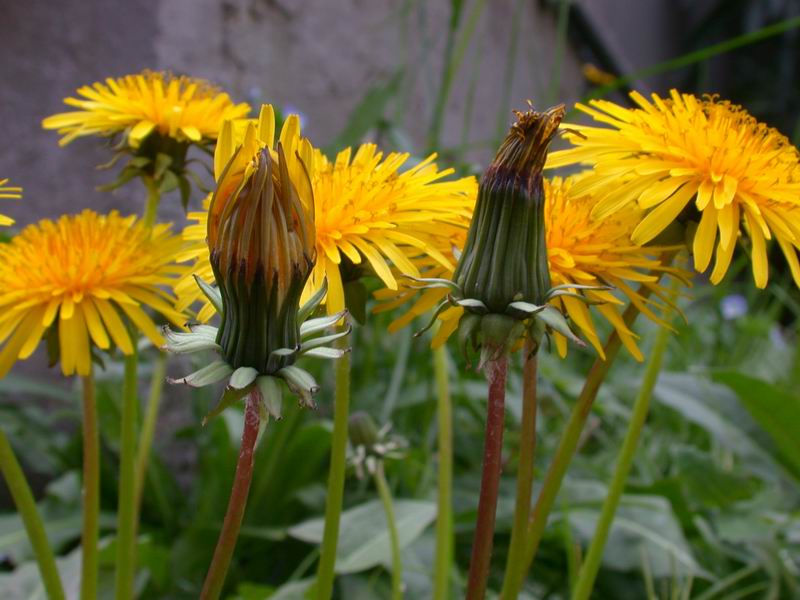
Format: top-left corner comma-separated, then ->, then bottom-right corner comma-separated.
1,0 -> 585,226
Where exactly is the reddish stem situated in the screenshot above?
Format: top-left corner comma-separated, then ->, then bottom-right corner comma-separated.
201,390 -> 262,600
466,356 -> 508,600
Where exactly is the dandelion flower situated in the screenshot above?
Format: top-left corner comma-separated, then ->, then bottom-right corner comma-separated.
547,90 -> 800,289
376,175 -> 681,360
0,178 -> 22,226
42,71 -> 251,148
176,106 -> 477,319
0,210 -> 185,377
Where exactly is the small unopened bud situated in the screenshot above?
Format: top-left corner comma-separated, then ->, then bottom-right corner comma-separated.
349,411 -> 380,448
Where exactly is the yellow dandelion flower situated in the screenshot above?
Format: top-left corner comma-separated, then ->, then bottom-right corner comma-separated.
547,90 -> 800,289
176,105 -> 477,318
0,178 -> 22,226
42,71 -> 251,148
0,210 -> 185,377
375,176 -> 682,360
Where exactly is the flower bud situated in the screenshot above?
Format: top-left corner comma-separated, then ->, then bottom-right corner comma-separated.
453,104 -> 565,312
208,142 -> 316,374
348,411 -> 380,449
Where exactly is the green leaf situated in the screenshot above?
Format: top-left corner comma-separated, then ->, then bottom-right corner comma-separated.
325,72 -> 402,153
655,373 -> 798,484
561,481 -> 711,579
288,499 -> 436,574
714,371 -> 800,480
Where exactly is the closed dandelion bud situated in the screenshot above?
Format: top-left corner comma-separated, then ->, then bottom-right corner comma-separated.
165,107 -> 350,421
454,104 -> 564,311
348,411 -> 380,449
347,411 -> 407,479
209,145 -> 316,374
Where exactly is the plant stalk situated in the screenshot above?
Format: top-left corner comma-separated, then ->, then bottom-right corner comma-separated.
374,461 -> 403,600
502,342 -> 538,593
0,430 -> 66,600
80,370 -> 99,600
433,344 -> 453,600
314,333 -> 352,600
466,356 -> 508,600
115,352 -> 139,600
501,262 -> 676,598
201,389 -> 262,600
142,177 -> 161,229
134,350 -> 167,524
571,295 -> 675,600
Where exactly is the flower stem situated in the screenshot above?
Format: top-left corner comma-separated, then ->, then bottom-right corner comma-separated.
466,356 -> 508,600
80,370 -> 99,600
433,345 -> 453,600
115,352 -> 139,600
374,462 -> 403,600
133,350 -> 167,524
142,177 -> 161,229
502,342 -> 538,594
0,430 -> 66,600
200,390 -> 262,600
314,334 -> 351,600
571,293 -> 675,600
501,278 -> 664,599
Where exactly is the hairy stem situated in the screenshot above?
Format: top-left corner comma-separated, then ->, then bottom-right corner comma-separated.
374,462 -> 403,600
0,430 -> 66,600
433,345 -> 453,600
201,390 -> 262,600
466,356 -> 508,600
502,343 -> 538,593
115,352 -> 139,600
314,334 -> 351,600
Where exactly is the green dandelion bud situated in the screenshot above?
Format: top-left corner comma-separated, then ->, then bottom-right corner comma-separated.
409,104 -> 597,365
163,109 -> 349,420
453,104 -> 564,310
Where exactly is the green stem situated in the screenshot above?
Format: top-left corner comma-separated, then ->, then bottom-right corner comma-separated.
81,370 -> 99,600
501,249 -> 680,599
133,351 -> 167,525
502,343 -> 538,594
571,320 -> 673,600
433,345 -> 453,600
115,352 -> 139,600
466,356 -> 508,600
201,390 -> 262,600
142,178 -> 161,229
0,430 -> 66,600
374,462 -> 403,600
314,334 -> 351,600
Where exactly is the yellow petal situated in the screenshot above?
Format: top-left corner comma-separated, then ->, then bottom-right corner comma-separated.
631,183 -> 696,245
692,205 -> 718,273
